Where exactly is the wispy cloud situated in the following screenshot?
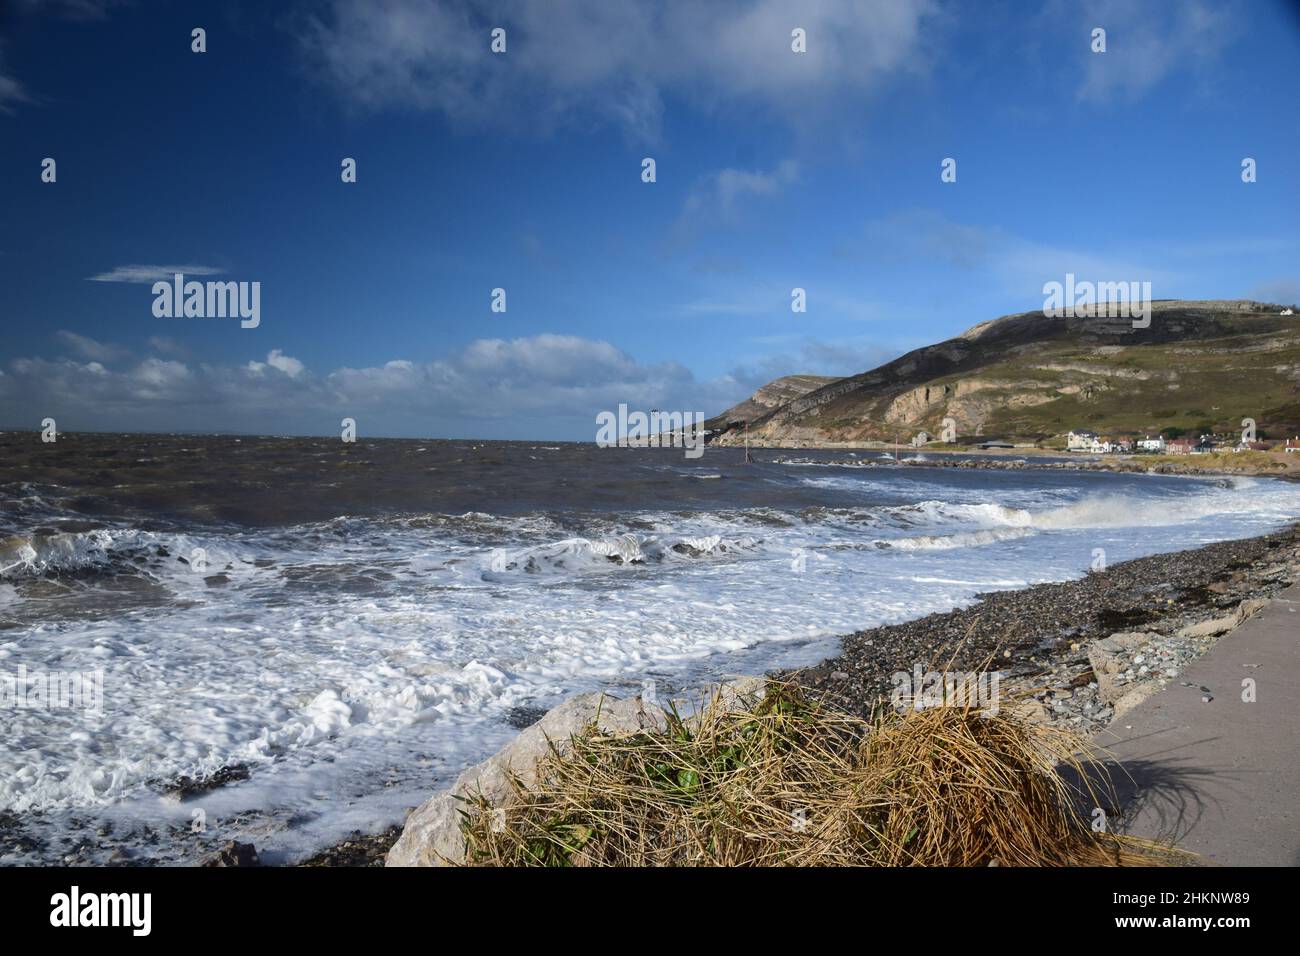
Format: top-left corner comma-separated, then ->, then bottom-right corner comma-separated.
296,0 -> 939,141
1072,0 -> 1241,104
12,0 -> 126,20
1247,278 -> 1300,306
675,278 -> 883,325
684,160 -> 799,222
729,335 -> 903,390
1,2 -> 128,113
55,330 -> 131,363
0,45 -> 31,115
854,209 -> 1184,298
145,336 -> 188,358
87,264 -> 226,284
677,298 -> 773,318
670,159 -> 799,248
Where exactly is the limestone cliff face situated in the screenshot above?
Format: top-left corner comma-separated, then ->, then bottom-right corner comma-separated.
882,379 -> 1060,432
708,300 -> 1300,445
706,375 -> 840,430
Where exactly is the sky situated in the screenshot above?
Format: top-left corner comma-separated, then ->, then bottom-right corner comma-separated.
2,0 -> 1298,439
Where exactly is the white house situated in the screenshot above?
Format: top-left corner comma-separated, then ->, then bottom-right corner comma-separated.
1137,435 -> 1166,453
1282,309 -> 1294,316
1067,429 -> 1098,451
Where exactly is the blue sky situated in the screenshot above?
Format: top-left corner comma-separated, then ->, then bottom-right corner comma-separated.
2,0 -> 1298,439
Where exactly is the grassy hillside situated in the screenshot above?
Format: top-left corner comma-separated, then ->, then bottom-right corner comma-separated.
712,300 -> 1300,446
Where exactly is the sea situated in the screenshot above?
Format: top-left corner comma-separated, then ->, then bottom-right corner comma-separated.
2,432 -> 1298,864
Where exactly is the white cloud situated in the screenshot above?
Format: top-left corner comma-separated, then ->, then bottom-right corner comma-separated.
0,334 -> 751,438
245,350 -> 307,379
129,358 -> 192,394
297,0 -> 938,140
267,349 -> 306,378
87,264 -> 225,284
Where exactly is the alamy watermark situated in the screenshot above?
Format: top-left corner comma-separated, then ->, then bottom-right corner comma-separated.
1043,273 -> 1151,328
152,273 -> 260,329
50,886 -> 150,936
596,404 -> 705,459
2,665 -> 104,715
890,665 -> 1002,716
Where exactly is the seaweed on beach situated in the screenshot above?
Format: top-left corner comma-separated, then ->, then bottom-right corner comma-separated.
458,681 -> 1180,867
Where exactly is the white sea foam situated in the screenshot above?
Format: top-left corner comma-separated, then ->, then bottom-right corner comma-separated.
2,470 -> 1298,863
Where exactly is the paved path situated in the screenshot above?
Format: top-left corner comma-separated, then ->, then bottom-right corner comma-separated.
1089,584 -> 1300,865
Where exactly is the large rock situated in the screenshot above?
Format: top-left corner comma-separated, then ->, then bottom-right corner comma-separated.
1177,615 -> 1237,639
1087,632 -> 1154,704
1235,597 -> 1269,623
201,841 -> 260,867
1093,631 -> 1151,653
1009,698 -> 1049,724
385,677 -> 767,867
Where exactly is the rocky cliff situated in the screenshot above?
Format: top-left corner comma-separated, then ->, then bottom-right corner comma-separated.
707,374 -> 840,431
709,300 -> 1300,446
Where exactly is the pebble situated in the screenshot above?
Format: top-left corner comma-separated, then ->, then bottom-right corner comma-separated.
785,525 -> 1299,741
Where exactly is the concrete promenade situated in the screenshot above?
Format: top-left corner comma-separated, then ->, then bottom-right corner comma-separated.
1092,584 -> 1300,865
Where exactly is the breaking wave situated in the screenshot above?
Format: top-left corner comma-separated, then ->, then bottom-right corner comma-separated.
483,533 -> 763,576
874,527 -> 1036,551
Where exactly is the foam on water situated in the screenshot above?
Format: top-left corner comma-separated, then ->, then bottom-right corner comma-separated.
2,467 -> 1298,862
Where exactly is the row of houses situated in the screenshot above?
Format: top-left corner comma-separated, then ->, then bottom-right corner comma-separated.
1162,436 -> 1300,454
1066,430 -> 1134,453
1067,429 -> 1300,455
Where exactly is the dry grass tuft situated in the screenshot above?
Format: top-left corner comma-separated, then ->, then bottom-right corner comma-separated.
459,681 -> 1180,867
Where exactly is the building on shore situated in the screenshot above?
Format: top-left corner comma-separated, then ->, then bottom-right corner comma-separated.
1066,429 -> 1098,451
1137,435 -> 1166,453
